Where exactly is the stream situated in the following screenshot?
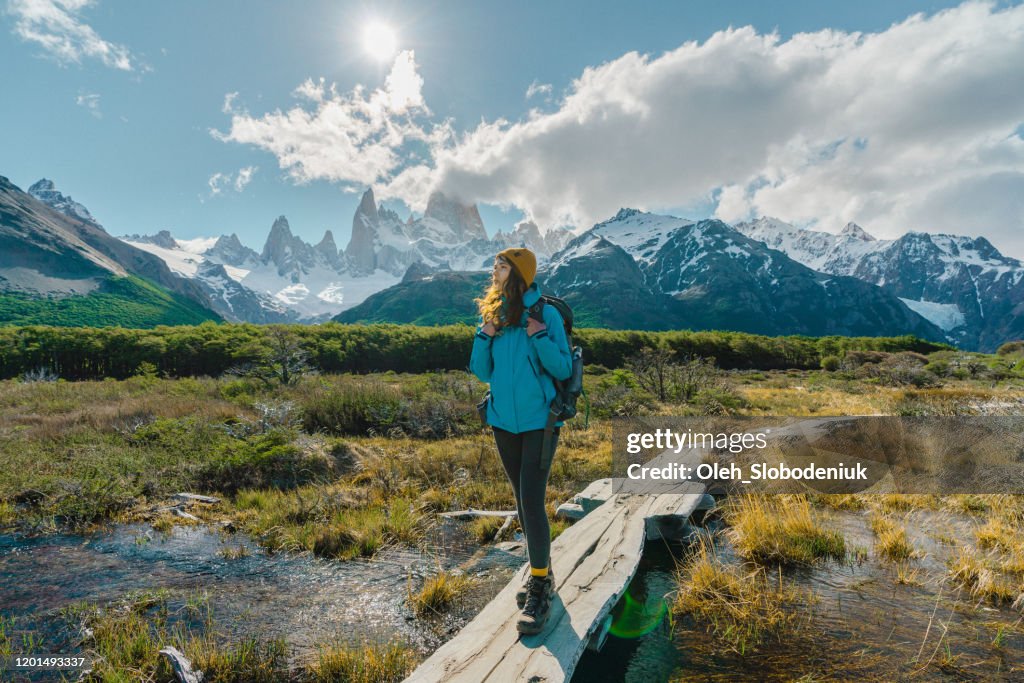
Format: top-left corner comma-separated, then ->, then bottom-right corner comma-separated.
3,508 -> 1023,682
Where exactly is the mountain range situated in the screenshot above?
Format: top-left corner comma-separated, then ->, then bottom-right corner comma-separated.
734,218 -> 1024,352
116,187 -> 573,323
3,173 -> 1020,351
0,176 -> 218,328
340,209 -> 947,344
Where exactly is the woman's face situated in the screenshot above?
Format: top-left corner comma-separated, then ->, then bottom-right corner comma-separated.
493,257 -> 511,285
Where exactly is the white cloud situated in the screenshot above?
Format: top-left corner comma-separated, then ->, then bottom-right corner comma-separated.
207,172 -> 227,196
6,0 -> 140,71
234,165 -> 256,191
74,91 -> 100,118
526,80 -> 552,100
208,166 -> 257,196
211,50 -> 439,191
222,92 -> 239,114
212,1 -> 1024,256
424,0 -> 1024,251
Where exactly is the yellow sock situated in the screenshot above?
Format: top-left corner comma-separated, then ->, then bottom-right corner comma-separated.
530,566 -> 549,577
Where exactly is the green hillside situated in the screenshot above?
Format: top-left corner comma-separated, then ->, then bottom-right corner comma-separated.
0,275 -> 220,328
335,272 -> 488,326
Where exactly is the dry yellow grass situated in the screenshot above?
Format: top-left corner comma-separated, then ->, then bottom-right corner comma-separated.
975,517 -> 1019,553
947,546 -> 1020,605
306,640 -> 417,683
872,495 -> 940,513
737,386 -> 893,416
674,535 -> 811,654
869,514 -> 916,561
725,494 -> 846,566
408,570 -> 476,617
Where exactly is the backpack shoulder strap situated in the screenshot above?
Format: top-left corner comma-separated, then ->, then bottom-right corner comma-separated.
528,298 -> 546,324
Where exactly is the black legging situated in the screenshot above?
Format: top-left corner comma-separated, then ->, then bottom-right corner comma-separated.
492,426 -> 560,571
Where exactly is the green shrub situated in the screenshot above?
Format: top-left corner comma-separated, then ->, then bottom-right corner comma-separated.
197,430 -> 332,494
995,340 -> 1024,356
301,382 -> 474,439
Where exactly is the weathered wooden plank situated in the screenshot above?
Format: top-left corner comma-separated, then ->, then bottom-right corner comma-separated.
406,439 -> 715,683
573,478 -> 614,513
554,502 -> 586,520
487,495 -> 662,681
405,496 -> 631,682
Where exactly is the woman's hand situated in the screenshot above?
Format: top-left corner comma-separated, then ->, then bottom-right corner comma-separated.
526,318 -> 546,336
481,321 -> 497,337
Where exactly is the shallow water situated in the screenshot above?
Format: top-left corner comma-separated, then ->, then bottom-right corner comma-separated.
574,509 -> 1024,682
0,518 -> 521,681
3,507 -> 1022,682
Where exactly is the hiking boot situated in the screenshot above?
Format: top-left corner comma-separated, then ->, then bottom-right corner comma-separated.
516,568 -> 555,609
516,573 -> 555,635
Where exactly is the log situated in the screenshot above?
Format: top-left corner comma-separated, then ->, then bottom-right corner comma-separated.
159,646 -> 204,683
492,515 -> 515,542
439,509 -> 518,520
171,507 -> 200,521
174,493 -> 220,504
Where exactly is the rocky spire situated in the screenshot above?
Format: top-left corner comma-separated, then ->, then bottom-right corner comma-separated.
346,188 -> 379,276
315,229 -> 344,270
207,233 -> 260,267
261,216 -> 315,279
423,191 -> 487,241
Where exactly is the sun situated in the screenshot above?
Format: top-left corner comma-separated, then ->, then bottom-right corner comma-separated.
363,22 -> 397,62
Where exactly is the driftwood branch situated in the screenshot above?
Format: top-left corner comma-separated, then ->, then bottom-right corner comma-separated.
493,515 -> 515,542
159,646 -> 204,683
439,509 -> 518,520
174,493 -> 220,504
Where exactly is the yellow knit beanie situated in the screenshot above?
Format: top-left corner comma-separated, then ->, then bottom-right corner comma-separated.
497,247 -> 537,287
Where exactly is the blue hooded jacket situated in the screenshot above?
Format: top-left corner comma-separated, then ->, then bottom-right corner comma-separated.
469,283 -> 573,433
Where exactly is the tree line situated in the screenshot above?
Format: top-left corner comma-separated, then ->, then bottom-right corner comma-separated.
0,322 -> 952,381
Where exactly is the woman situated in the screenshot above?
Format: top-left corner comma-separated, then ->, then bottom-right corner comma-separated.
470,247 -> 573,635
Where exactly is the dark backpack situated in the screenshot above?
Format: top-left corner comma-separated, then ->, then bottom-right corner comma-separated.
528,295 -> 587,468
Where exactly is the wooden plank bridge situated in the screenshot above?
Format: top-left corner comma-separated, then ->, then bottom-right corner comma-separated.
405,478 -> 711,682
405,417 -> 855,682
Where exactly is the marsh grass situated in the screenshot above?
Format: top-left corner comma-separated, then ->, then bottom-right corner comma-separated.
809,493 -> 866,511
550,518 -> 571,540
725,494 -> 846,566
873,495 -> 940,513
468,516 -> 506,543
59,588 -> 292,682
57,588 -> 420,682
0,614 -> 13,662
5,367 -> 1024,679
894,563 -> 923,586
673,535 -> 811,654
0,500 -> 14,527
947,546 -> 1020,605
408,570 -> 476,617
944,495 -> 992,515
975,517 -> 1016,552
870,514 -> 917,561
306,640 -> 417,683
219,544 -> 251,560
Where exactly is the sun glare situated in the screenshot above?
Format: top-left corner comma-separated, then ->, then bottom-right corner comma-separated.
363,22 -> 397,62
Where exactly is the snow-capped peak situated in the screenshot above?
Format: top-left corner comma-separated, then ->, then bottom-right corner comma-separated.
28,178 -> 97,224
840,222 -> 875,241
589,209 -> 695,263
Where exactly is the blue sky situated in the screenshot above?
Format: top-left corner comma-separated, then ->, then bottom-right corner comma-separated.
2,0 -> 1023,257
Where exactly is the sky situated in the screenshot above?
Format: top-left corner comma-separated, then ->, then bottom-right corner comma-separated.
2,0 -> 1023,258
